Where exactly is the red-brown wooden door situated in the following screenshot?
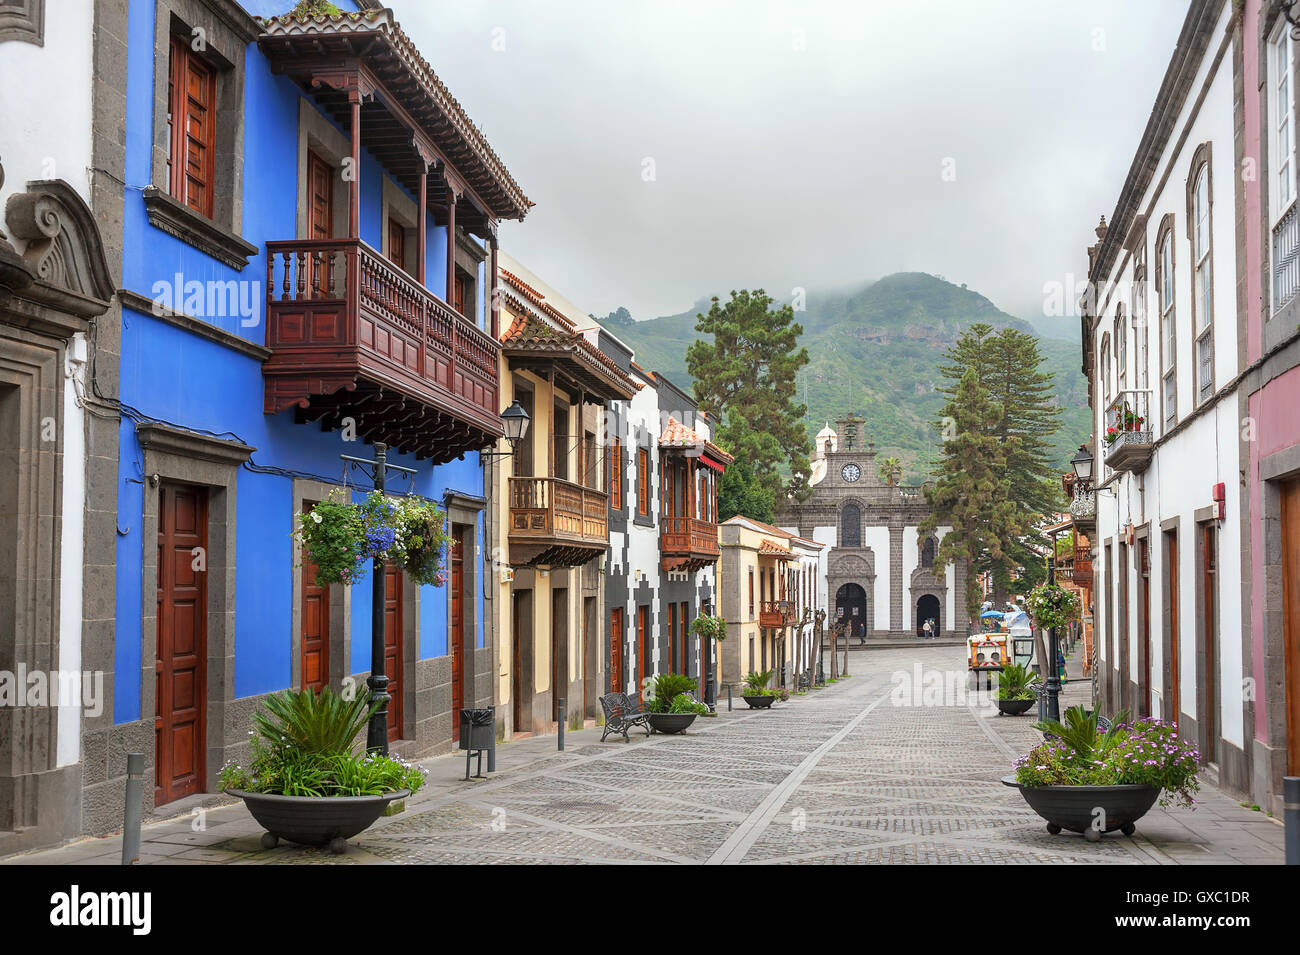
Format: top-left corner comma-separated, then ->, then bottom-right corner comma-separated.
450,526 -> 466,737
305,149 -> 333,291
1138,538 -> 1151,718
1280,479 -> 1300,774
1201,524 -> 1218,764
301,502 -> 329,693
636,606 -> 648,700
1166,530 -> 1181,728
609,608 -> 624,693
384,563 -> 404,740
387,217 -> 406,273
156,483 -> 208,805
680,604 -> 689,679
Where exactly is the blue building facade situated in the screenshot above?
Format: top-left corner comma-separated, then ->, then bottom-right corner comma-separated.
103,0 -> 529,813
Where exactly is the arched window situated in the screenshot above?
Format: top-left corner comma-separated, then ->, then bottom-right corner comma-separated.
1188,152 -> 1213,405
1157,215 -> 1177,429
841,503 -> 860,547
921,537 -> 936,569
1099,331 -> 1111,407
1115,304 -> 1127,392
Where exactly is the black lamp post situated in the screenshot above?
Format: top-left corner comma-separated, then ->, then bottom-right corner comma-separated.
1045,550 -> 1061,723
482,399 -> 530,461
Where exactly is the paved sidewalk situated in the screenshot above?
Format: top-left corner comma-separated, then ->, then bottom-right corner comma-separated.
5,647 -> 1285,865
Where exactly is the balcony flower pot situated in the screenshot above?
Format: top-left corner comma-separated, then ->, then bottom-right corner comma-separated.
743,695 -> 775,709
1001,777 -> 1159,840
646,712 -> 697,734
228,788 -> 410,854
996,697 -> 1035,716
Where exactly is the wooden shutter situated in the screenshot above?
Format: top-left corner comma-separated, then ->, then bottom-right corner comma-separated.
168,35 -> 217,218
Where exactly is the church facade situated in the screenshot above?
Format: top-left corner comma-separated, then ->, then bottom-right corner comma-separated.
775,416 -> 969,640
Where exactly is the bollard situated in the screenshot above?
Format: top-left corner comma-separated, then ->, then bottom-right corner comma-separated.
1286,776 -> 1299,866
121,752 -> 144,865
727,683 -> 732,712
487,709 -> 496,774
558,698 -> 566,751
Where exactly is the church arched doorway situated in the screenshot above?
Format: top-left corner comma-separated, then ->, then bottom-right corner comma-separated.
835,583 -> 868,642
916,594 -> 941,639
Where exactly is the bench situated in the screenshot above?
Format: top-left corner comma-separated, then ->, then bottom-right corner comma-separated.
599,692 -> 652,742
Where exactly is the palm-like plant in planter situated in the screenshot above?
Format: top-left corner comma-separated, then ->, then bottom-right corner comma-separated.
994,662 -> 1040,716
644,673 -> 709,734
742,669 -> 787,708
220,687 -> 426,853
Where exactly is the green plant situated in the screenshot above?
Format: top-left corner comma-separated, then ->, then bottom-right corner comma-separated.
295,491 -> 451,587
1014,713 -> 1199,808
744,669 -> 774,694
1025,582 -> 1080,630
668,693 -> 709,715
690,614 -> 727,642
1031,705 -> 1129,761
646,673 -> 698,713
995,661 -> 1040,701
218,687 -> 426,797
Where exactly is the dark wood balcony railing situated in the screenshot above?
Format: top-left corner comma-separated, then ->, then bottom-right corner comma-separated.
263,238 -> 501,464
660,515 -> 720,572
508,475 -> 608,567
759,600 -> 795,629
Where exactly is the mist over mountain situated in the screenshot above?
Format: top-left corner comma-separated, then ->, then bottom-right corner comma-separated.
595,272 -> 1089,484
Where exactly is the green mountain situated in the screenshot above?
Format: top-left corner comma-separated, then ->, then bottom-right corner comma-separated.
595,272 -> 1090,485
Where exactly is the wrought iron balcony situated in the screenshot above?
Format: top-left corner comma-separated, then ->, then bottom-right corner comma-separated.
1103,390 -> 1154,474
1274,199 -> 1299,312
1069,486 -> 1096,531
660,515 -> 720,573
507,475 -> 608,567
263,238 -> 501,464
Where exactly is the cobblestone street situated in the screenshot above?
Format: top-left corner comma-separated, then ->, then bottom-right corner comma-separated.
9,647 -> 1285,866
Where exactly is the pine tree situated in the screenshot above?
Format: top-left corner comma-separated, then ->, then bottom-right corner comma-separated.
921,369 -> 1026,617
687,290 -> 811,517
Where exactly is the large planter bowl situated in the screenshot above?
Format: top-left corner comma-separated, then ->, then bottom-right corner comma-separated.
1001,776 -> 1159,841
996,697 -> 1036,716
743,695 -> 775,709
228,789 -> 410,854
647,712 -> 697,734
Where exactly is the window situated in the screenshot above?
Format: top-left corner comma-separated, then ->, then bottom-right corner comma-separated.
921,537 -> 935,569
748,568 -> 754,618
1099,332 -> 1112,408
167,34 -> 217,217
1115,305 -> 1127,393
1157,222 -> 1177,430
1190,161 -> 1213,403
1271,26 -> 1299,311
841,503 -> 860,547
1132,244 -> 1148,390
636,447 -> 649,516
609,438 -> 622,509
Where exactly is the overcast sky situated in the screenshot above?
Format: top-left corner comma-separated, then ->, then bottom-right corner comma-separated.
400,0 -> 1186,328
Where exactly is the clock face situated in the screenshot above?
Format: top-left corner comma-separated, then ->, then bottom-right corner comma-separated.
841,463 -> 861,483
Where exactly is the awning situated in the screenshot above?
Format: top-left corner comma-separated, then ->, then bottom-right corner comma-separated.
700,455 -> 726,474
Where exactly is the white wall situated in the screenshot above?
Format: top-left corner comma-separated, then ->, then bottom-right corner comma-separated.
863,526 -> 890,630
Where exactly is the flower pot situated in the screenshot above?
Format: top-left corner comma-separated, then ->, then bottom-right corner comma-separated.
647,712 -> 697,734
743,695 -> 775,709
1001,776 -> 1159,841
228,788 -> 410,854
996,697 -> 1035,716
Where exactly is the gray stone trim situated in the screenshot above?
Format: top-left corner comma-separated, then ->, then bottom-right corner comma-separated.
1160,515 -> 1180,532
1193,504 -> 1217,524
137,438 -> 241,808
141,187 -> 257,271
148,0 -> 256,242
136,421 -> 254,467
1260,443 -> 1300,482
888,523 -> 903,631
117,288 -> 271,361
0,0 -> 44,45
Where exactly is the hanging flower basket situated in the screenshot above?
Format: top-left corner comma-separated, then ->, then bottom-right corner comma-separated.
1025,582 -> 1080,631
689,614 -> 727,642
295,491 -> 451,587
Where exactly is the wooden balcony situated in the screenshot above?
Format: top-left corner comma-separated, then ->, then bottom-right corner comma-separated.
759,600 -> 795,630
508,476 -> 608,567
660,515 -> 720,573
263,238 -> 502,464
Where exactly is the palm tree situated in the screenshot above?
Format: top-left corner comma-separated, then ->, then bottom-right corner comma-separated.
881,456 -> 903,486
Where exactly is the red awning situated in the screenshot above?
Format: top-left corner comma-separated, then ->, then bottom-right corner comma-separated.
700,455 -> 726,474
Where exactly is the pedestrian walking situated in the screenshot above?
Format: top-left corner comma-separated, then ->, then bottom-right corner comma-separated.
922,618 -> 933,640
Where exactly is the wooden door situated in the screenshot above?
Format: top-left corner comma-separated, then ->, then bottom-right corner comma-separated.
384,563 -> 404,740
512,592 -> 525,731
301,501 -> 329,693
387,217 -> 406,272
1138,538 -> 1151,718
306,149 -> 333,291
609,608 -> 624,693
450,525 -> 466,736
1201,524 -> 1217,763
1166,530 -> 1181,728
680,604 -> 689,679
1118,542 -> 1129,712
666,603 -> 677,675
155,483 -> 208,805
1280,479 -> 1300,773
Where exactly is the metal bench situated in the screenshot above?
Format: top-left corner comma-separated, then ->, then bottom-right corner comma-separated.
599,692 -> 651,742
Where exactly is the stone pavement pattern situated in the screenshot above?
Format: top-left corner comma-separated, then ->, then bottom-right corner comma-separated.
6,647 -> 1286,865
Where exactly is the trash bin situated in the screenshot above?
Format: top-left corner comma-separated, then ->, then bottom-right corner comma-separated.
459,707 -> 493,752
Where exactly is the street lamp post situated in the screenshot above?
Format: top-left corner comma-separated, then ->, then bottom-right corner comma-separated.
1046,553 -> 1061,723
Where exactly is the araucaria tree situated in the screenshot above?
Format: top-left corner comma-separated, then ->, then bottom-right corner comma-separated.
922,323 -> 1064,612
687,290 -> 811,521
